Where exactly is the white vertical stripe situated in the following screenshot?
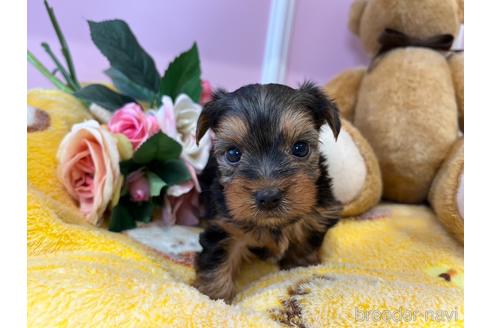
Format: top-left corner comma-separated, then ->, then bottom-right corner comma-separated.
452,24 -> 465,50
261,0 -> 297,84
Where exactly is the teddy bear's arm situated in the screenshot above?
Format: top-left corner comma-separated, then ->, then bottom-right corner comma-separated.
448,52 -> 464,131
428,138 -> 464,244
324,67 -> 366,121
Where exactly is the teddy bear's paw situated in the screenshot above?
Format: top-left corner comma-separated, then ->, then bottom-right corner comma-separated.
319,118 -> 382,217
429,138 -> 464,244
320,124 -> 366,203
27,105 -> 51,133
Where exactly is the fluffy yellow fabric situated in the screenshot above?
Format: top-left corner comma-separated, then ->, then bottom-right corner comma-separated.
27,89 -> 463,327
27,89 -> 92,225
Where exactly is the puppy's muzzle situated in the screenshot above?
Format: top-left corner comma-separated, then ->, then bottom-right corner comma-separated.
255,188 -> 282,211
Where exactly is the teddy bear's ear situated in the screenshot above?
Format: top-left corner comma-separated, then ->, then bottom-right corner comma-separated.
349,0 -> 368,36
455,0 -> 464,24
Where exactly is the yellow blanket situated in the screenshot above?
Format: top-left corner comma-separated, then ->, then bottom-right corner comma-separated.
27,89 -> 464,327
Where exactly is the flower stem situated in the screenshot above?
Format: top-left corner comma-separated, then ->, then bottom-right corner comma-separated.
41,42 -> 78,91
43,0 -> 80,89
27,50 -> 73,94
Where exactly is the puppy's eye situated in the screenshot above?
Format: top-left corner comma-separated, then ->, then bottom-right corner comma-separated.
225,147 -> 242,163
292,141 -> 309,157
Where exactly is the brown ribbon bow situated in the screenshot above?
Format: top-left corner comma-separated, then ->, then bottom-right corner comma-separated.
377,28 -> 455,56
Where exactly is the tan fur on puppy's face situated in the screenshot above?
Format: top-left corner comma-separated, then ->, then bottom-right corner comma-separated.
279,110 -> 319,145
216,108 -> 321,227
224,173 -> 318,228
214,115 -> 249,149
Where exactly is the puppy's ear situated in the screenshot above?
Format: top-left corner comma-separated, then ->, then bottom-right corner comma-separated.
348,0 -> 368,36
299,81 -> 341,139
196,88 -> 228,145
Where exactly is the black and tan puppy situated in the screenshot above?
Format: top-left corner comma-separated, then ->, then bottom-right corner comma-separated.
194,82 -> 341,302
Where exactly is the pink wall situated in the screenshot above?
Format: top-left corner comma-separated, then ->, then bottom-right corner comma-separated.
28,0 -> 367,91
286,1 -> 368,86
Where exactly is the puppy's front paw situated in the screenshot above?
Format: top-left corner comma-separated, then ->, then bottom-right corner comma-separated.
193,276 -> 235,303
278,251 -> 321,271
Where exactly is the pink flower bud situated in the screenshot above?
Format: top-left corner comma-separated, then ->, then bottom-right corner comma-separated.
127,169 -> 150,202
200,80 -> 213,105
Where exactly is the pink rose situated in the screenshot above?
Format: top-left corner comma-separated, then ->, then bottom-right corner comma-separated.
108,103 -> 159,150
161,162 -> 202,226
127,169 -> 150,202
57,120 -> 121,225
200,80 -> 213,105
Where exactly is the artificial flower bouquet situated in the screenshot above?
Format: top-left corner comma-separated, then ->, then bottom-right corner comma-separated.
28,1 -> 213,231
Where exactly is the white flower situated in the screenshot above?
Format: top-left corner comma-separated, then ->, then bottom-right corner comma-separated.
155,94 -> 211,172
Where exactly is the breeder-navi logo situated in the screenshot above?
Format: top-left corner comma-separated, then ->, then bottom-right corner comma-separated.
354,307 -> 460,323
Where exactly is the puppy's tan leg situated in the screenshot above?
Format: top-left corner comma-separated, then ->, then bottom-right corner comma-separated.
193,224 -> 244,303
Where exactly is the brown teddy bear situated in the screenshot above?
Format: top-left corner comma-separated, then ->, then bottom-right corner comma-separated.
325,0 -> 464,242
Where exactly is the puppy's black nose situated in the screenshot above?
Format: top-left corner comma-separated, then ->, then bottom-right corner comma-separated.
255,188 -> 282,210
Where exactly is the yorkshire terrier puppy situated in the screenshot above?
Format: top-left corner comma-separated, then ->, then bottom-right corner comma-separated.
194,82 -> 341,302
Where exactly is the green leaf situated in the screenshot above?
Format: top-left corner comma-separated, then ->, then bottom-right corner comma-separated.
119,159 -> 141,176
150,159 -> 191,186
120,183 -> 128,197
133,132 -> 182,164
159,43 -> 202,103
41,42 -> 78,90
105,67 -> 156,103
127,201 -> 153,223
147,171 -> 167,196
27,50 -> 73,94
108,203 -> 136,232
44,0 -> 80,88
151,195 -> 165,207
74,84 -> 135,111
88,20 -> 160,94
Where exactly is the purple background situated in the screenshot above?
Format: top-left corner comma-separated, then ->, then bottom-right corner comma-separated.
28,0 -> 368,91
